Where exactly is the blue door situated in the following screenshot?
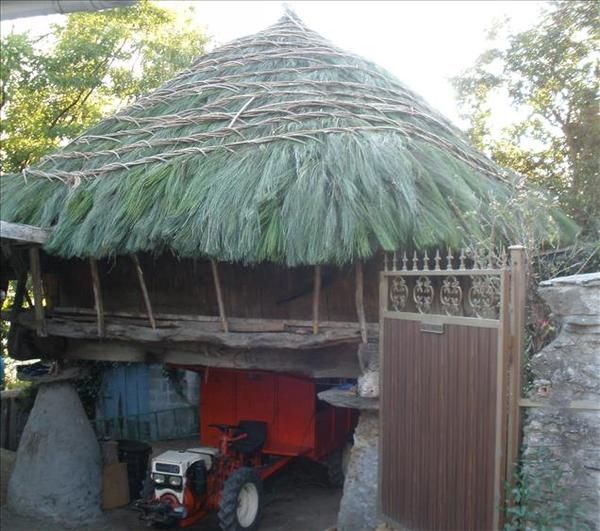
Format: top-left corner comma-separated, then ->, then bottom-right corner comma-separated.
98,364 -> 150,440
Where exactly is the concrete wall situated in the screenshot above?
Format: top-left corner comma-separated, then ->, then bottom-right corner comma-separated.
147,365 -> 199,439
96,363 -> 200,441
521,272 -> 599,529
147,365 -> 199,411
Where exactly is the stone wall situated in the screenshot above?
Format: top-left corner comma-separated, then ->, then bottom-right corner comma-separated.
521,272 -> 599,529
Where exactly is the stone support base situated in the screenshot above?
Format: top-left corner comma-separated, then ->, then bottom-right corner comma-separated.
7,382 -> 102,526
337,410 -> 379,531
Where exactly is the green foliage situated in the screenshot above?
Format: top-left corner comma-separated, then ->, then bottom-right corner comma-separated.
452,1 -> 599,237
0,12 -> 574,266
504,452 -> 592,530
0,0 -> 208,173
1,281 -> 32,389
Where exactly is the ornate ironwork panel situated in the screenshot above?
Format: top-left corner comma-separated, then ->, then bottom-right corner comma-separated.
382,248 -> 509,321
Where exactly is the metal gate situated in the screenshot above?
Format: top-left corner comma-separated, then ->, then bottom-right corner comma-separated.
379,247 -> 525,531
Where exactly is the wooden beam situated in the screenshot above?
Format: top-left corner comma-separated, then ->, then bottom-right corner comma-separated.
506,245 -> 526,480
89,258 -> 105,337
48,306 -> 380,334
210,260 -> 228,333
519,398 -> 600,411
0,221 -> 49,244
62,339 -> 361,379
355,261 -> 368,343
131,254 -> 156,330
312,265 -> 321,334
10,310 -> 364,350
28,247 -> 47,337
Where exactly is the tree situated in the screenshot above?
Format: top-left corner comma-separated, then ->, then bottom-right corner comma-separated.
452,1 -> 599,237
0,0 -> 208,173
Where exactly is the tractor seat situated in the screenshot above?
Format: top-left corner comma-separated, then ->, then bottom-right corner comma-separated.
230,420 -> 267,454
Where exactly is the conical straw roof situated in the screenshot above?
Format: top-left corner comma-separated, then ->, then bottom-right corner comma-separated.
0,10 -> 565,264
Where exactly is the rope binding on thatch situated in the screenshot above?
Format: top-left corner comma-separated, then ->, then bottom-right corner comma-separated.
0,8 -> 572,264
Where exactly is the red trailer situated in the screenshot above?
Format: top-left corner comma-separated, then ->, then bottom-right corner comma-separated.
200,368 -> 356,461
138,368 -> 357,529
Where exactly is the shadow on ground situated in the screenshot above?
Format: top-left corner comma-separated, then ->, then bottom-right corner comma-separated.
1,452 -> 340,531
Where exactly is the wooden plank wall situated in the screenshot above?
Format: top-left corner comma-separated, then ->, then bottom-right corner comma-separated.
0,390 -> 30,451
45,254 -> 381,323
381,319 -> 498,531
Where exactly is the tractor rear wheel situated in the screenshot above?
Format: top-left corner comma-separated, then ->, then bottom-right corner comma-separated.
218,467 -> 263,531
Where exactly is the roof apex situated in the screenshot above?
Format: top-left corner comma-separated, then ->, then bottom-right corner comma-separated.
279,4 -> 307,26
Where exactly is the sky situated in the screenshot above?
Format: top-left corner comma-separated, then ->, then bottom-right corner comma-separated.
0,0 -> 547,128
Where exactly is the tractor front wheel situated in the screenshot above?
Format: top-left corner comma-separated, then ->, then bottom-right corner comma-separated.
218,467 -> 263,531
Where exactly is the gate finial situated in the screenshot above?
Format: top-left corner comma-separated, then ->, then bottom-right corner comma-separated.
459,249 -> 466,270
446,248 -> 454,270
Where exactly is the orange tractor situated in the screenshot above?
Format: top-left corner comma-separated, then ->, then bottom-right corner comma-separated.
136,369 -> 356,529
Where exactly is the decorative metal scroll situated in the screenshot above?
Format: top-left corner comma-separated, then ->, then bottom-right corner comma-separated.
413,276 -> 434,313
440,276 -> 462,315
390,277 -> 409,311
468,276 -> 501,318
384,249 -> 508,320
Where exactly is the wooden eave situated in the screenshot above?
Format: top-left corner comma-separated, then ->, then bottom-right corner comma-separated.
0,221 -> 50,245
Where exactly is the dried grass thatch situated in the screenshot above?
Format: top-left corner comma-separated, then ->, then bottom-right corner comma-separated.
0,10 -> 572,264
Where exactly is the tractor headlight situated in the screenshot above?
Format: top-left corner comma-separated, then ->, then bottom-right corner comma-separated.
152,473 -> 166,485
168,476 -> 183,487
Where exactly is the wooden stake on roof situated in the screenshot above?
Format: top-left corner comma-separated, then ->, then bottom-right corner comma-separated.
355,261 -> 368,343
131,254 -> 156,330
312,265 -> 321,334
211,259 -> 228,333
89,258 -> 105,337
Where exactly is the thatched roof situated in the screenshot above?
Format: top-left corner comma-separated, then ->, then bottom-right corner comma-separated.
0,10 -> 563,265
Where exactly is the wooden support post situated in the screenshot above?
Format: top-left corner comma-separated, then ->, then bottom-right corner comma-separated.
312,265 -> 321,334
210,260 -> 228,333
131,254 -> 156,330
6,272 -> 27,354
355,261 -> 368,343
28,247 -> 47,337
89,258 -> 105,337
506,245 -> 526,479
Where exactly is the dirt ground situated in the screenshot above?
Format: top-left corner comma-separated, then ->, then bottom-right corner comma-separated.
0,450 -> 340,531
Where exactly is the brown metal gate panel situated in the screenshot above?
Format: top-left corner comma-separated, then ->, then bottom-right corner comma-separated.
381,319 -> 498,531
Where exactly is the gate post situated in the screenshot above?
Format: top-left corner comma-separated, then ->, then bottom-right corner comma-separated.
506,245 -> 526,482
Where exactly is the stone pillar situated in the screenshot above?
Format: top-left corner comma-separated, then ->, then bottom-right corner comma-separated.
337,409 -> 379,531
521,272 -> 599,529
336,342 -> 380,531
7,381 -> 103,525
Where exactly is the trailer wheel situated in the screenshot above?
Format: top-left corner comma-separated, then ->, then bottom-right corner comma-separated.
218,467 -> 263,531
